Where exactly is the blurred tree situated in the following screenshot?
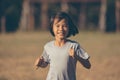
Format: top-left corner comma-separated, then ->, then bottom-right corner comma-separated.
0,0 -> 7,33
86,3 -> 100,30
61,0 -> 69,12
40,1 -> 48,30
68,3 -> 80,28
1,16 -> 6,33
78,3 -> 87,30
19,0 -> 29,31
19,0 -> 34,31
106,0 -> 116,32
0,0 -> 23,33
33,3 -> 41,30
47,3 -> 61,16
99,0 -> 107,32
116,0 -> 120,32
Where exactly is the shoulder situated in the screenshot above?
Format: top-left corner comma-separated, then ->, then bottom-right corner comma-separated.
67,39 -> 79,46
44,40 -> 54,49
67,39 -> 81,50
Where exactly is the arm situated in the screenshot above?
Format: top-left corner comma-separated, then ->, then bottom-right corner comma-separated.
34,56 -> 48,69
75,45 -> 91,69
76,56 -> 91,69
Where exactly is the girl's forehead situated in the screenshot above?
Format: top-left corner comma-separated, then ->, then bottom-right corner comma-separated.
53,18 -> 67,25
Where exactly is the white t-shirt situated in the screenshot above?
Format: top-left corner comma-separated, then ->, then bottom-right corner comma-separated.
42,39 -> 90,80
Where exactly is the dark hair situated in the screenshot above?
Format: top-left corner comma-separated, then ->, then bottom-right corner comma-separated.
49,11 -> 79,37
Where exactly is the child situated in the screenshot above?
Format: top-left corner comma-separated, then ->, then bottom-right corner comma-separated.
34,11 -> 91,80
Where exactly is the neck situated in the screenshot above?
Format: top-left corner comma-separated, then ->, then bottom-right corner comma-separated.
55,38 -> 66,47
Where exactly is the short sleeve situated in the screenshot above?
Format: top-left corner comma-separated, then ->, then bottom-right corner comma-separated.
75,44 -> 90,60
42,50 -> 50,63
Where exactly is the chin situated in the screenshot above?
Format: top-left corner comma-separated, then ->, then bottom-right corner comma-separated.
60,37 -> 66,40
57,35 -> 67,39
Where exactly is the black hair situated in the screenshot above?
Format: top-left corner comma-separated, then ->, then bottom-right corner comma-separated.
49,11 -> 79,37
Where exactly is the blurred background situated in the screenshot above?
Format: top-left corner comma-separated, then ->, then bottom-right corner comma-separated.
0,0 -> 120,80
0,0 -> 120,33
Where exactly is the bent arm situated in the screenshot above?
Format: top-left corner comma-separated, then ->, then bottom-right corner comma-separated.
35,57 -> 48,69
75,45 -> 91,69
77,57 -> 91,69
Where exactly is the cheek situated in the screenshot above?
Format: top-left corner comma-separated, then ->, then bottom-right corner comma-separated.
65,27 -> 69,34
53,26 -> 57,34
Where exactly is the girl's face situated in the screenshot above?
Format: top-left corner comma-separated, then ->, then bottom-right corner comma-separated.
53,18 -> 69,40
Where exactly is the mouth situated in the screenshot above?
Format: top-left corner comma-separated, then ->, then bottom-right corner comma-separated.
57,31 -> 65,36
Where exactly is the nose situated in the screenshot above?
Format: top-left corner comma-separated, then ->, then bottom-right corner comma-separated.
59,26 -> 63,30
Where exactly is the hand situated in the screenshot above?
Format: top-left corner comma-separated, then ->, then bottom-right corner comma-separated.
34,56 -> 44,70
69,46 -> 75,58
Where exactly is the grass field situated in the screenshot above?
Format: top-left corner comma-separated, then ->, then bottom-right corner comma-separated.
0,31 -> 120,80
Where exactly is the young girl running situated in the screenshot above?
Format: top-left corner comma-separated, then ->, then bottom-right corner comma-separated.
35,11 -> 91,80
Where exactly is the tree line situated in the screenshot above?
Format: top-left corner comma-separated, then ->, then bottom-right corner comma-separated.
0,0 -> 120,33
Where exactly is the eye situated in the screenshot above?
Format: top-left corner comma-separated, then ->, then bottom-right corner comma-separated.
56,24 -> 60,28
63,24 -> 68,28
64,25 -> 67,27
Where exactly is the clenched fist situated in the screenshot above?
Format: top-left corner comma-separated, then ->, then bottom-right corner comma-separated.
34,57 -> 44,70
69,46 -> 75,58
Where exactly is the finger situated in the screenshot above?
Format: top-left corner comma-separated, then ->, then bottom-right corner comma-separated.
40,56 -> 44,62
38,56 -> 44,66
34,58 -> 40,66
35,66 -> 39,70
69,46 -> 75,58
71,46 -> 74,49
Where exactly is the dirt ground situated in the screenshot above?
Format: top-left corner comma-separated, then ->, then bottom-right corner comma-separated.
0,32 -> 120,80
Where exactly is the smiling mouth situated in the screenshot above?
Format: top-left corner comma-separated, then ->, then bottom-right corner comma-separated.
58,32 -> 65,35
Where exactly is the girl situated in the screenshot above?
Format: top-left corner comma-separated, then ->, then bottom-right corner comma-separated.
35,11 -> 91,80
